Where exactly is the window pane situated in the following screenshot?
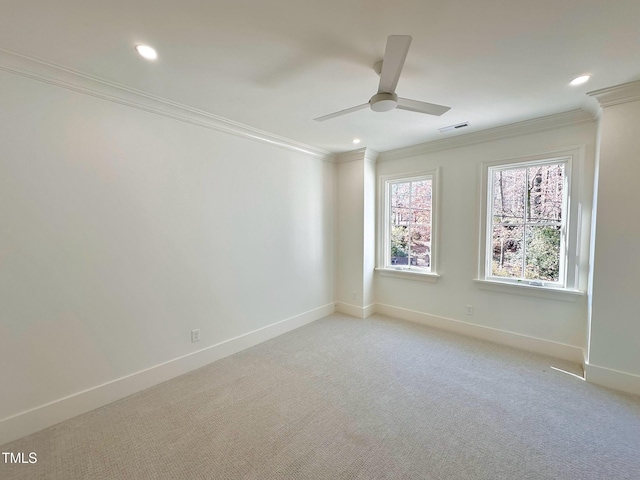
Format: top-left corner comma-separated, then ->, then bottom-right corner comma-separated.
491,225 -> 523,278
413,207 -> 431,225
412,179 -> 432,224
410,225 -> 431,268
493,168 -> 525,224
527,164 -> 564,222
391,182 -> 411,207
391,207 -> 411,226
390,225 -> 409,265
525,225 -> 561,281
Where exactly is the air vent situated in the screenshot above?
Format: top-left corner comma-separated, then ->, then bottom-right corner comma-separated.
439,122 -> 470,133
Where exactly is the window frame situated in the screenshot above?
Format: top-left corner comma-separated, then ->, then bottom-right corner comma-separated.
477,147 -> 584,294
377,168 -> 440,281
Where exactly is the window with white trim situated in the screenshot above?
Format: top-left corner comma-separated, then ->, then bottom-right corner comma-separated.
479,152 -> 580,290
380,170 -> 438,274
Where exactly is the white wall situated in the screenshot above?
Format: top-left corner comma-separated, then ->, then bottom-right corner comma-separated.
335,150 -> 377,317
336,158 -> 364,307
588,97 -> 640,378
375,121 -> 597,352
363,157 -> 376,308
0,69 -> 336,426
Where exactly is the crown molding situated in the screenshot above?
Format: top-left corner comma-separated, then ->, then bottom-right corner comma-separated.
335,147 -> 379,164
378,109 -> 595,162
363,148 -> 379,164
587,80 -> 640,108
0,48 -> 333,161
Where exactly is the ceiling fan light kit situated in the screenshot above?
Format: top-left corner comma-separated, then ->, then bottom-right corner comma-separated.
370,92 -> 398,112
314,35 -> 450,122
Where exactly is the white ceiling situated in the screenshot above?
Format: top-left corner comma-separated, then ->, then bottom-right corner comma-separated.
1,0 -> 639,153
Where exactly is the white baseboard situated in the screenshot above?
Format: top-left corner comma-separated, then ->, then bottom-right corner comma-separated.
584,362 -> 640,396
362,303 -> 376,318
336,302 -> 376,319
375,303 -> 584,364
0,303 -> 336,446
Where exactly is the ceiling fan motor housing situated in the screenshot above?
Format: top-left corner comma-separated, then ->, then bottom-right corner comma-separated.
370,92 -> 398,112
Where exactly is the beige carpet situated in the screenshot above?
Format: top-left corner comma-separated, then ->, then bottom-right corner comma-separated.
2,313 -> 639,479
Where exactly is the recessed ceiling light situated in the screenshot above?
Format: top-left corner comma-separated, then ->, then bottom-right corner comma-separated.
569,74 -> 591,86
352,138 -> 361,144
135,45 -> 158,60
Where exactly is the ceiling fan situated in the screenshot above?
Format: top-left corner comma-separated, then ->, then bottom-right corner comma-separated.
314,35 -> 450,122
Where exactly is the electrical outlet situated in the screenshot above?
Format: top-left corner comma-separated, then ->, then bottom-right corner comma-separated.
191,329 -> 200,343
465,305 -> 474,315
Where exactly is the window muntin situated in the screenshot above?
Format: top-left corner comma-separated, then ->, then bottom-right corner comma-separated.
486,159 -> 568,286
385,175 -> 433,272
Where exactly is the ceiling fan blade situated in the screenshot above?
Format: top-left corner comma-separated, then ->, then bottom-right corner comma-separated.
397,97 -> 451,116
378,35 -> 412,94
313,103 -> 369,122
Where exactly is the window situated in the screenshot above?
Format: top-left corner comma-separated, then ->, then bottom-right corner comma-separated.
378,170 -> 439,278
487,160 -> 566,284
478,149 -> 583,293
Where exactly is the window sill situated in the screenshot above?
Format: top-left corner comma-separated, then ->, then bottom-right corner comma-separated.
473,279 -> 584,302
376,267 -> 441,283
